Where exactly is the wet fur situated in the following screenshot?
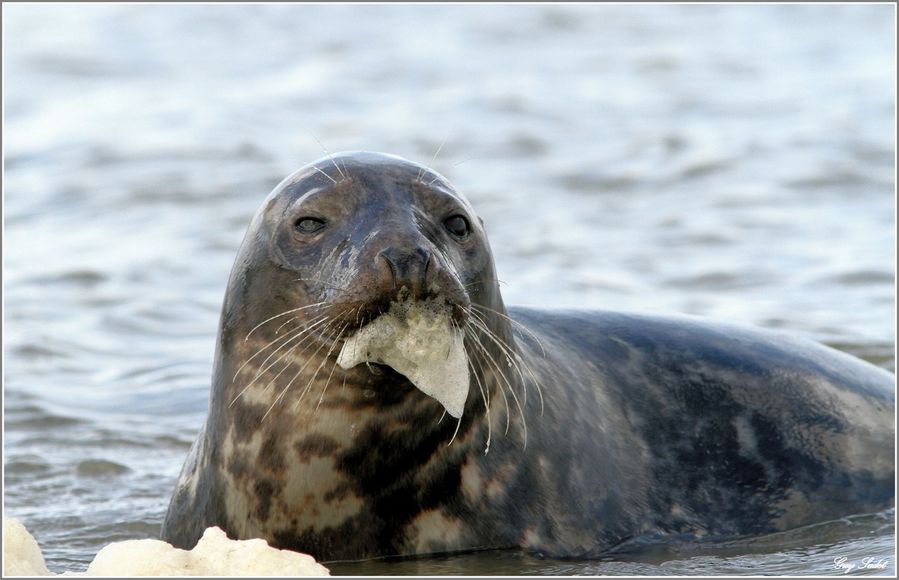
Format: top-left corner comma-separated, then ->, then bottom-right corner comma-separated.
161,152 -> 895,561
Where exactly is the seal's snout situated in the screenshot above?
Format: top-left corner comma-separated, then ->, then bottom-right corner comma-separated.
378,245 -> 432,300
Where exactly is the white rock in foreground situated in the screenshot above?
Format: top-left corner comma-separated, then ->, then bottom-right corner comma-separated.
338,300 -> 469,418
86,527 -> 329,577
3,517 -> 52,576
2,517 -> 330,577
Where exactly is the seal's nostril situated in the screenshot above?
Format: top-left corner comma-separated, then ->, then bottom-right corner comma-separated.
378,246 -> 431,298
379,250 -> 399,291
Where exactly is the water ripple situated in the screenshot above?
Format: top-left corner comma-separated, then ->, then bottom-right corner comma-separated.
4,3 -> 894,575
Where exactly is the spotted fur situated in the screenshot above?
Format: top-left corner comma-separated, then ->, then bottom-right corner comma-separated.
161,152 -> 894,561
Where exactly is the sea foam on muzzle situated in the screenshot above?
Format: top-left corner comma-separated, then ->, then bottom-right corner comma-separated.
337,300 -> 469,418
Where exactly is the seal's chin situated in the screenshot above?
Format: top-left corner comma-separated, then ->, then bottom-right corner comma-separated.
336,300 -> 470,418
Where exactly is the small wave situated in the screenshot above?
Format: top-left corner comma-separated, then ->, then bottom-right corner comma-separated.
15,269 -> 107,289
11,343 -> 71,360
785,171 -> 885,190
4,459 -> 53,475
557,171 -> 641,193
5,410 -> 86,430
664,271 -> 773,291
74,459 -> 132,478
677,158 -> 734,180
828,270 -> 894,286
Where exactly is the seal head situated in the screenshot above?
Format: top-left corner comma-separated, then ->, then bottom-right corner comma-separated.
220,151 -> 509,417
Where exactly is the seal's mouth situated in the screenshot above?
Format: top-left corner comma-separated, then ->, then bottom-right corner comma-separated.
336,299 -> 470,418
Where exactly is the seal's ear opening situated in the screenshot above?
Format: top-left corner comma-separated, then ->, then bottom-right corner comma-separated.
479,216 -> 486,227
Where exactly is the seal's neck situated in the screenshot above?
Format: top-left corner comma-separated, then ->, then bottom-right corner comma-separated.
208,298 -> 526,456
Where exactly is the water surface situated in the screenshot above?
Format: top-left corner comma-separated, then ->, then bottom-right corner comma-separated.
3,3 -> 895,575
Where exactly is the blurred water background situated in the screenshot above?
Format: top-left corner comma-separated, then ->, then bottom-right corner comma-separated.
3,3 -> 895,576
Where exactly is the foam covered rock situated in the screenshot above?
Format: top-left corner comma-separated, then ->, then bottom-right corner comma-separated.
3,517 -> 52,576
85,526 -> 330,576
2,518 -> 329,577
337,300 -> 469,417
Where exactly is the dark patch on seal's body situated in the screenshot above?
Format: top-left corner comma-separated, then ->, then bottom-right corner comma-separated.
507,308 -> 893,553
161,151 -> 894,562
295,435 -> 340,462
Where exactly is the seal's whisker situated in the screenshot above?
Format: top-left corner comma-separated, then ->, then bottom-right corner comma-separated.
258,332 -> 322,398
418,137 -> 446,183
231,312 -> 328,385
229,315 -> 334,406
259,315 -> 345,397
447,416 -> 463,447
470,314 -> 545,426
465,322 -> 526,447
316,355 -> 344,412
352,307 -> 369,363
470,305 -> 547,417
468,334 -> 501,454
465,337 -> 492,454
337,307 -> 362,397
275,317 -> 299,334
469,315 -> 528,410
304,306 -> 362,413
466,326 -> 513,437
264,320 -> 342,421
467,312 -> 530,389
280,330 -> 338,414
239,318 -> 334,399
436,409 -> 447,425
238,313 -> 331,386
468,309 -> 544,416
311,165 -> 338,185
467,310 -> 520,370
308,131 -> 347,181
462,279 -> 507,290
244,302 -> 329,341
465,324 -> 490,408
312,317 -> 356,412
471,303 -> 546,357
463,326 -> 490,412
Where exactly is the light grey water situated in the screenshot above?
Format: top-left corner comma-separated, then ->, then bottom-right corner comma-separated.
3,3 -> 895,576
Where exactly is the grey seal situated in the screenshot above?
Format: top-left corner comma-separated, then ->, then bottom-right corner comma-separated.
161,151 -> 894,561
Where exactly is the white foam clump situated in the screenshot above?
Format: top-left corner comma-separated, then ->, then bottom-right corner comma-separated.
337,300 -> 470,418
85,526 -> 329,577
4,517 -> 52,576
2,517 -> 330,577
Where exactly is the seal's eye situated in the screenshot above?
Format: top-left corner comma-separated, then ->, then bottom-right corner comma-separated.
444,215 -> 470,239
295,217 -> 326,235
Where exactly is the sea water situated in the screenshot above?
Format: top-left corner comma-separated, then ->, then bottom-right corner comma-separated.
3,3 -> 894,575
